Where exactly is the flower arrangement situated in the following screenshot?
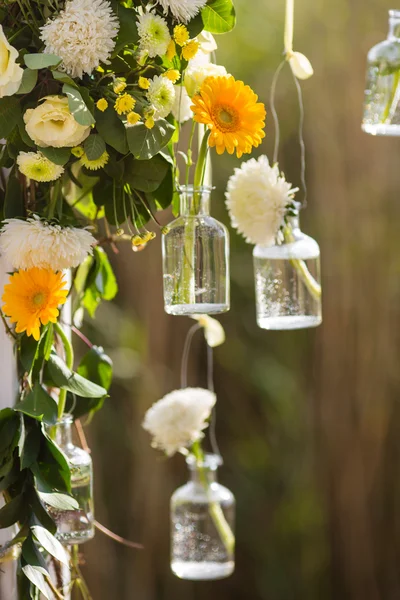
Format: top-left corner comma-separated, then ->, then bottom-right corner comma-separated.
0,0 -> 267,595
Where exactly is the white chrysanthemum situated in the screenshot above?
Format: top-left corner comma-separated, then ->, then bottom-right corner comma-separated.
225,155 -> 299,246
191,315 -> 225,347
0,215 -> 96,271
171,85 -> 192,123
147,75 -> 175,119
142,388 -> 216,456
184,62 -> 228,97
16,152 -> 64,183
137,11 -> 170,59
157,0 -> 207,23
40,0 -> 119,79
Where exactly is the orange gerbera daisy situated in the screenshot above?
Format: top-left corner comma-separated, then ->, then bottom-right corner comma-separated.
191,76 -> 266,158
2,268 -> 68,341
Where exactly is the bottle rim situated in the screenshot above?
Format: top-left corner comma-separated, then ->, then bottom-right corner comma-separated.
176,184 -> 215,194
186,452 -> 223,470
56,413 -> 74,425
389,9 -> 400,20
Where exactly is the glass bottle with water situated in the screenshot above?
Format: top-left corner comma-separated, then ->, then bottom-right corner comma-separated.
171,454 -> 235,581
47,415 -> 95,545
162,186 -> 230,316
253,208 -> 322,330
362,10 -> 400,135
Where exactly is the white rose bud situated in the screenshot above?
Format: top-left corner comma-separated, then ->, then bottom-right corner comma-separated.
0,25 -> 23,98
23,95 -> 91,148
288,51 -> 314,80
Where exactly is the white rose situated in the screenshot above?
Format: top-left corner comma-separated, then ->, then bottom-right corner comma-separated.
184,63 -> 229,98
171,85 -> 193,123
0,25 -> 23,98
23,95 -> 91,148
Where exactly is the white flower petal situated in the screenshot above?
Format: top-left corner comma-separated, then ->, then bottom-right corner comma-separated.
137,11 -> 170,59
191,315 -> 225,347
156,0 -> 207,23
142,388 -> 216,456
0,25 -> 23,98
171,85 -> 193,123
184,63 -> 228,97
288,52 -> 314,80
147,75 -> 175,119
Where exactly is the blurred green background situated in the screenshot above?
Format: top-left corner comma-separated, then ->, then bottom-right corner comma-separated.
78,0 -> 400,598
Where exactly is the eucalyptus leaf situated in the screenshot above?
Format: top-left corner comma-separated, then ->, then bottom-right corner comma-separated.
84,134 -> 106,160
126,119 -> 175,160
38,146 -> 71,166
24,53 -> 61,69
63,83 -> 95,126
0,96 -> 21,139
16,69 -> 38,95
125,154 -> 169,193
95,106 -> 128,154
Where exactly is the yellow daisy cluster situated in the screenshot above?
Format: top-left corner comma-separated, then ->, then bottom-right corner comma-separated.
172,25 -> 199,62
115,93 -> 136,115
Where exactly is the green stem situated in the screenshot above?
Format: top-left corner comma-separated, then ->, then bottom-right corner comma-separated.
54,322 -> 74,419
185,121 -> 197,187
283,227 -> 321,300
191,441 -> 235,558
193,130 -> 210,190
381,69 -> 400,123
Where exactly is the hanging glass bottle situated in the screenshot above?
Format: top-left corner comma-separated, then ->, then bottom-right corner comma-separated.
253,205 -> 322,330
362,10 -> 400,135
46,415 -> 95,545
171,453 -> 235,581
162,185 -> 230,316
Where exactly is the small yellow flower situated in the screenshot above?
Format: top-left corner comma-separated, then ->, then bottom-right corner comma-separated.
174,24 -> 189,47
113,79 -> 127,94
138,77 -> 150,90
80,150 -> 109,171
163,69 -> 180,83
182,40 -> 200,61
114,93 -> 136,115
96,98 -> 108,112
166,39 -> 176,61
127,111 -> 141,125
131,235 -> 145,246
71,146 -> 85,158
144,117 -> 155,129
2,268 -> 68,341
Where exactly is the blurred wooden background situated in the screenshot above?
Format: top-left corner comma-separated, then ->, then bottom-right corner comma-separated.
77,0 -> 400,598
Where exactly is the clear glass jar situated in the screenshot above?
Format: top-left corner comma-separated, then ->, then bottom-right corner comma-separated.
253,211 -> 322,330
170,454 -> 235,581
162,186 -> 230,316
362,10 -> 400,135
46,415 -> 95,545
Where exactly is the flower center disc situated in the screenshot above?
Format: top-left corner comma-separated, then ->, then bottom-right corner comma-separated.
214,105 -> 239,132
32,292 -> 46,307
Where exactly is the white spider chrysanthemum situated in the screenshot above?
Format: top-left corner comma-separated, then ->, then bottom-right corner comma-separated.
147,75 -> 175,119
137,11 -> 170,59
40,0 -> 119,79
157,0 -> 207,23
225,155 -> 299,246
0,216 -> 96,271
17,152 -> 64,183
142,388 -> 216,456
171,85 -> 192,123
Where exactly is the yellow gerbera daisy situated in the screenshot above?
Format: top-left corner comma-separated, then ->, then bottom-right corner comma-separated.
80,150 -> 109,171
114,93 -> 136,115
182,40 -> 199,61
2,268 -> 68,341
191,76 -> 266,158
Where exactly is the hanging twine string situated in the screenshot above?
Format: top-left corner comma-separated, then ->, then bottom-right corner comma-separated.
180,324 -> 222,459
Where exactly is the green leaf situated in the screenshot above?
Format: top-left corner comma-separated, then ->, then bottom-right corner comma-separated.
63,163 -> 102,220
150,164 -> 175,210
125,154 -> 169,193
46,353 -> 108,398
84,134 -> 106,160
93,247 -> 118,301
0,411 -> 19,455
4,168 -> 23,218
22,564 -> 50,599
15,385 -> 58,425
0,493 -> 26,528
0,97 -> 21,143
31,525 -> 68,565
24,53 -> 61,69
22,534 -> 49,574
16,69 -> 38,95
126,119 -> 175,160
52,70 -> 78,87
95,106 -> 128,154
38,491 -> 78,511
187,13 -> 204,38
77,346 -> 113,390
38,146 -> 71,166
21,426 -> 41,470
110,1 -> 138,53
34,432 -> 71,494
63,83 -> 95,126
202,0 -> 236,33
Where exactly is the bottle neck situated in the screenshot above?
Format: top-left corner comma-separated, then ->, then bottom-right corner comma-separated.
186,453 -> 221,484
388,11 -> 400,40
179,186 -> 211,216
190,467 -> 218,484
51,415 -> 74,449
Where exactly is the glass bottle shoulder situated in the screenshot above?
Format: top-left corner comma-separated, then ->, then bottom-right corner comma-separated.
171,481 -> 235,505
367,38 -> 400,67
253,230 -> 320,260
63,444 -> 92,468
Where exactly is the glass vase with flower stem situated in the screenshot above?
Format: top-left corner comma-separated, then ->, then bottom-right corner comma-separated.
170,323 -> 235,580
162,128 -> 230,315
362,10 -> 400,136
